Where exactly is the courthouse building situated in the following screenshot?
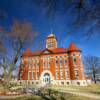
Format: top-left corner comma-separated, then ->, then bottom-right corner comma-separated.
18,33 -> 87,86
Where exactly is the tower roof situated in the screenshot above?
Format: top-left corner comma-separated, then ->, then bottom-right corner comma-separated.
68,42 -> 81,52
22,48 -> 32,56
46,33 -> 56,39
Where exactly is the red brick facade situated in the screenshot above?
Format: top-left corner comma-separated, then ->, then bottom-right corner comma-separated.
18,34 -> 87,86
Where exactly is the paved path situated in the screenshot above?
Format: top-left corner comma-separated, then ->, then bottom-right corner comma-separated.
51,88 -> 100,100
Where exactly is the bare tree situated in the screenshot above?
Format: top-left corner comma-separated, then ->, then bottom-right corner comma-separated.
0,19 -> 38,83
84,55 -> 100,84
0,41 -> 7,81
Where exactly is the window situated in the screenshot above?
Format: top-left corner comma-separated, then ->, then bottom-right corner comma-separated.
75,70 -> 79,79
66,71 -> 69,79
49,61 -> 50,67
73,54 -> 75,56
60,71 -> 64,79
55,56 -> 58,68
67,82 -> 69,85
64,59 -> 67,65
44,58 -> 50,68
28,72 -> 31,80
77,82 -> 80,85
36,82 -> 38,84
79,56 -> 83,66
28,81 -> 30,85
73,58 -> 77,65
56,56 -> 58,58
55,71 -> 58,79
36,60 -> 39,68
31,62 -> 34,68
60,56 -> 62,66
32,82 -> 34,84
36,72 -> 39,79
29,63 -> 33,69
32,72 -> 34,80
75,70 -> 78,76
45,58 -> 47,67
56,60 -> 58,67
46,58 -> 47,67
61,82 -> 64,85
28,57 -> 32,63
20,82 -> 22,85
47,58 -> 50,68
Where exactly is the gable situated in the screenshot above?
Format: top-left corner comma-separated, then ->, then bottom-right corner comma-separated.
43,50 -> 51,54
41,49 -> 53,55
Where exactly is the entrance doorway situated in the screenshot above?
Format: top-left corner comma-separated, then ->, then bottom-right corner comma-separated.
43,73 -> 51,85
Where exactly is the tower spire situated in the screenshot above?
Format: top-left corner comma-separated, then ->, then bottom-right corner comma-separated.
50,27 -> 53,34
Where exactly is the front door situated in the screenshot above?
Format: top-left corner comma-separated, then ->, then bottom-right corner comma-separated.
43,73 -> 51,85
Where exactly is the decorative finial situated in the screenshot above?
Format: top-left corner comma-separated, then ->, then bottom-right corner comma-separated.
50,27 -> 53,34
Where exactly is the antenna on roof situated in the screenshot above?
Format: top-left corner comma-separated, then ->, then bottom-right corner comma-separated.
50,27 -> 53,34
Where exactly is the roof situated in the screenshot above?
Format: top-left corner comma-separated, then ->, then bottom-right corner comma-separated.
22,42 -> 81,57
68,42 -> 81,52
46,33 -> 57,40
22,48 -> 67,57
22,48 -> 32,56
51,48 -> 68,53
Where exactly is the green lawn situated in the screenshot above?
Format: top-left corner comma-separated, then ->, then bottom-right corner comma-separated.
1,94 -> 95,100
0,84 -> 100,100
50,84 -> 100,96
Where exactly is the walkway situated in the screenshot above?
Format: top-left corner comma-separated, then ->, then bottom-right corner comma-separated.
49,87 -> 100,100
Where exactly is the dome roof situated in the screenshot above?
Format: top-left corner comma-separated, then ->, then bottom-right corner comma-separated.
68,42 -> 81,52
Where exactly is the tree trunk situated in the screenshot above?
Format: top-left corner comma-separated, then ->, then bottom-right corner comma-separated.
8,64 -> 13,81
92,66 -> 96,84
3,65 -> 7,81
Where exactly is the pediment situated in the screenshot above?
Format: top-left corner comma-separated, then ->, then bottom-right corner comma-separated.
41,49 -> 52,54
43,50 -> 51,54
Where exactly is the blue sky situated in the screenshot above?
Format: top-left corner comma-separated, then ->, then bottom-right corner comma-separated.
0,0 -> 100,58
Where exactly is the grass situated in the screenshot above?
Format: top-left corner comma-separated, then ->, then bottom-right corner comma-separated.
0,84 -> 100,100
2,95 -> 42,100
49,84 -> 100,97
1,94 -> 95,100
64,95 -> 93,100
